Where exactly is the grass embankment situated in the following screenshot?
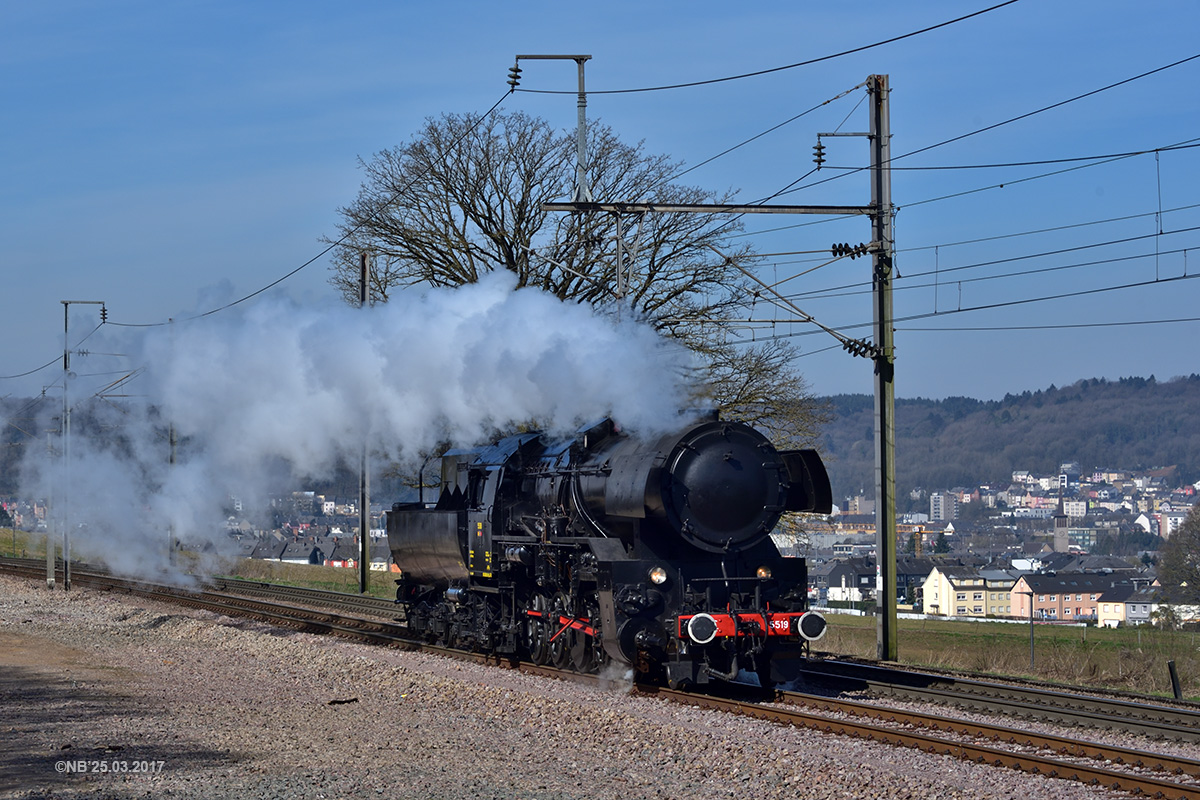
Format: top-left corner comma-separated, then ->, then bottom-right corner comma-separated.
6,527 -> 1194,698
1,527 -> 399,600
218,558 -> 400,601
3,528 -> 46,559
821,612 -> 1200,700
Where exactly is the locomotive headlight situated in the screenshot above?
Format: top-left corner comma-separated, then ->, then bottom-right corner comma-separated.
756,566 -> 772,579
648,566 -> 668,585
796,611 -> 828,642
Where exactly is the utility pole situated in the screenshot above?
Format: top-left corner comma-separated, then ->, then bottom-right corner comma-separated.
868,75 -> 897,661
1023,591 -> 1036,669
358,252 -> 371,594
61,299 -> 106,591
168,318 -> 177,566
45,430 -> 55,589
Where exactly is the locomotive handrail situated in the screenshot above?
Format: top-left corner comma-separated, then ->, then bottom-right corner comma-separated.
570,470 -> 612,538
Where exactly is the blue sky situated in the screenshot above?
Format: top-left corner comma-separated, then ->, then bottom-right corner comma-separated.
2,0 -> 1198,404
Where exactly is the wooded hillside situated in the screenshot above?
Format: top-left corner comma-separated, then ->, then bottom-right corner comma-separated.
817,375 -> 1200,512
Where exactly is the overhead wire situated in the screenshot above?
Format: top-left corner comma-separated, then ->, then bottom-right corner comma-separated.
2,394 -> 55,440
524,37 -> 1200,360
516,1 -> 1021,95
898,226 -> 1200,283
104,90 -> 515,331
751,271 -> 1200,344
42,24 -> 1198,342
899,316 -> 1200,333
896,53 -> 1200,165
3,92 -> 518,382
723,141 -> 1200,277
898,138 -> 1200,214
604,49 -> 1200,354
721,136 -> 1200,245
903,201 -> 1200,254
667,83 -> 864,184
0,356 -> 61,381
898,271 -> 1200,329
787,314 -> 1200,353
5,91 -> 520,388
8,20 -> 1195,383
782,224 -> 1200,303
816,140 -> 1200,172
764,53 -> 1200,205
798,245 -> 1197,304
0,320 -> 109,384
773,200 -> 1200,276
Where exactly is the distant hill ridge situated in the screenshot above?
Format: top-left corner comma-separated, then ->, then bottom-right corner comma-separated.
817,375 -> 1200,509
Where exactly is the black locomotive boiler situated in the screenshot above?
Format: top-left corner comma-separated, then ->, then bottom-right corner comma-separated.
386,414 -> 832,689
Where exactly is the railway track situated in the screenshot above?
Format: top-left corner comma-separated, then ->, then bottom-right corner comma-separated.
666,687 -> 1200,800
5,557 -> 1199,799
797,659 -> 1200,743
206,575 -> 404,619
0,557 -> 418,647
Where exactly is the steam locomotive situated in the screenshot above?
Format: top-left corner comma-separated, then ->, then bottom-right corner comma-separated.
386,414 -> 831,689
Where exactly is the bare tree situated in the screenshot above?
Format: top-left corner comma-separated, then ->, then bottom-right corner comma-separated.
327,109 -> 826,444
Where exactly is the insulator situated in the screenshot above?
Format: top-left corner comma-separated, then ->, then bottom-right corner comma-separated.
832,243 -> 869,260
100,306 -> 108,322
507,64 -> 522,91
841,338 -> 874,359
812,141 -> 826,168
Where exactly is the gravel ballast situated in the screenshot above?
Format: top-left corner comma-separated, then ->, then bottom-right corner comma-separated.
0,575 -> 1134,800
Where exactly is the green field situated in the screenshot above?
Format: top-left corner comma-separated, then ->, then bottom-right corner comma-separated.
819,611 -> 1199,700
3,528 -> 45,559
2,527 -> 400,600
216,557 -> 401,600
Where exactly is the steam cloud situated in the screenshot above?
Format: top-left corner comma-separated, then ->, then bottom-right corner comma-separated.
19,273 -> 696,580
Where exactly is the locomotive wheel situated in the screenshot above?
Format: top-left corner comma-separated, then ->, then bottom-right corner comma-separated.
591,635 -> 610,673
574,596 -> 605,674
568,633 -> 592,671
525,594 -> 551,665
548,593 -> 573,670
569,626 -> 594,673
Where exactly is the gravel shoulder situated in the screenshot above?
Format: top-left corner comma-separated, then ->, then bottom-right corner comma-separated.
0,575 -> 1132,800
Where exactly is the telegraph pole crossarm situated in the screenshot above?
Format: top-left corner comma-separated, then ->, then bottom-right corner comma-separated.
542,202 -> 872,216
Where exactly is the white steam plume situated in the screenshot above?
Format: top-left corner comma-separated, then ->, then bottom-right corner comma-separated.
20,274 -> 696,581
